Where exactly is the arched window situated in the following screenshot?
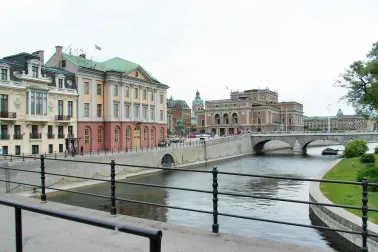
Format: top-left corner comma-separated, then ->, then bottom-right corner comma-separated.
144,127 -> 148,141
160,127 -> 164,140
114,127 -> 120,143
232,113 -> 238,124
84,127 -> 90,144
97,127 -> 103,143
151,127 -> 155,141
223,114 -> 229,125
126,127 -> 130,144
215,114 -> 220,124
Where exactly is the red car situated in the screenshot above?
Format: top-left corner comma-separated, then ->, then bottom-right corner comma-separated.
187,134 -> 197,138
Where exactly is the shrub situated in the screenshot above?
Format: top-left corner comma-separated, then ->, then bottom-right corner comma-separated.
375,146 -> 378,154
366,163 -> 375,168
356,167 -> 378,191
344,140 -> 368,158
360,154 -> 375,164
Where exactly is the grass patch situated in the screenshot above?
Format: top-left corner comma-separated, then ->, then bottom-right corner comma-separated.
320,155 -> 378,224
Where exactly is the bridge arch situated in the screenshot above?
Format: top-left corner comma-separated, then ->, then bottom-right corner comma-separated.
161,154 -> 175,167
302,140 -> 342,154
253,139 -> 291,154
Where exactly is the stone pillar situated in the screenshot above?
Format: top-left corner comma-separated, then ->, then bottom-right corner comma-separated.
120,81 -> 125,120
130,84 -> 134,121
164,92 -> 167,123
292,138 -> 303,155
147,88 -> 151,122
139,86 -> 143,120
154,90 -> 158,121
91,79 -> 97,121
108,83 -> 113,120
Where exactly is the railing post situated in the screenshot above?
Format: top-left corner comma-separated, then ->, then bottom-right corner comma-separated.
212,167 -> 219,234
110,160 -> 116,216
40,155 -> 46,202
149,233 -> 162,252
15,207 -> 23,252
98,149 -> 99,155
90,149 -> 92,156
362,177 -> 368,252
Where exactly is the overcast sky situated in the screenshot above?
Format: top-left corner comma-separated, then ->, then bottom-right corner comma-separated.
3,0 -> 378,116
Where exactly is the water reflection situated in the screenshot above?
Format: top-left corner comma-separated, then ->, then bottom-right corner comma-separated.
48,143 -> 378,251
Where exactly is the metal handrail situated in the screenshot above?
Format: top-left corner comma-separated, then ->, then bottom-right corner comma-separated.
0,197 -> 162,252
0,153 -> 376,251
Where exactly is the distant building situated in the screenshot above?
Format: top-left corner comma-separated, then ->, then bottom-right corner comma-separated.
0,50 -> 78,155
304,109 -> 373,131
166,97 -> 191,134
191,90 -> 204,130
196,88 -> 304,134
46,46 -> 168,151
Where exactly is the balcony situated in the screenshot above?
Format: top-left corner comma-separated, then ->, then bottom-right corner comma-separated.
58,133 -> 65,139
67,133 -> 74,138
55,115 -> 71,121
30,133 -> 42,139
0,134 -> 10,140
13,134 -> 22,140
47,134 -> 55,139
0,112 -> 16,119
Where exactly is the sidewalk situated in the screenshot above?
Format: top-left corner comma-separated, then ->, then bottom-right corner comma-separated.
0,194 -> 329,252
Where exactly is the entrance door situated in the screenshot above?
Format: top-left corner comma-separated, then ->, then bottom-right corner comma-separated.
220,128 -> 225,136
134,127 -> 141,149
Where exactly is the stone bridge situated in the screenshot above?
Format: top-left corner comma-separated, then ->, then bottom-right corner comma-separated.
251,132 -> 378,154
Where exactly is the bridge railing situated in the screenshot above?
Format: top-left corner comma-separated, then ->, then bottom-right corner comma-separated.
1,154 -> 377,251
251,130 -> 378,135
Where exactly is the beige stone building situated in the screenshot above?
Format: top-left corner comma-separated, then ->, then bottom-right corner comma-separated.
196,88 -> 304,135
0,51 -> 78,155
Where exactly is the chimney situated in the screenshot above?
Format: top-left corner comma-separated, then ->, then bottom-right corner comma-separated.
55,46 -> 63,65
32,50 -> 44,65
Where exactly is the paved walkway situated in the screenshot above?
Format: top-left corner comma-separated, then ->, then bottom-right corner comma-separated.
0,194 -> 329,252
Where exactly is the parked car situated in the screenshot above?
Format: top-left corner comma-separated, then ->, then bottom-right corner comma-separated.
187,134 -> 197,138
158,140 -> 167,147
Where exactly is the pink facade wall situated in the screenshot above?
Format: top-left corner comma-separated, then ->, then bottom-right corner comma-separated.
78,122 -> 167,152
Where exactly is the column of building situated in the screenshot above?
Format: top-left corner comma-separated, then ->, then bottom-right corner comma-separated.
147,87 -> 151,122
91,78 -> 97,121
139,85 -> 143,121
130,84 -> 134,121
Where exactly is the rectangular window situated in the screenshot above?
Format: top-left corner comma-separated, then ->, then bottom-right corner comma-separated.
58,100 -> 63,116
125,86 -> 129,98
58,79 -> 63,88
1,125 -> 8,139
32,145 -> 39,154
43,93 -> 47,115
58,126 -> 64,138
97,84 -> 102,95
36,92 -> 43,114
84,103 -> 89,117
151,91 -> 154,101
84,82 -> 89,94
142,106 -> 147,119
15,145 -> 20,155
160,110 -> 163,120
97,128 -> 102,143
32,66 -> 38,78
2,146 -> 8,155
134,88 -> 138,99
14,125 -> 21,139
0,94 -> 8,115
97,104 -> 102,117
114,85 -> 118,96
143,89 -> 147,100
150,108 -> 154,120
48,125 -> 53,138
68,126 -> 73,135
31,92 -> 35,114
1,69 -> 7,81
48,144 -> 53,154
68,101 -> 73,117
133,105 -> 139,118
125,104 -> 129,118
160,94 -> 163,104
113,103 -> 119,117
59,144 -> 63,153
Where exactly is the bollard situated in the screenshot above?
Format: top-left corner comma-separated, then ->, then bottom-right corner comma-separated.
10,153 -> 12,162
112,148 -> 113,154
98,149 -> 99,155
110,160 -> 116,215
212,167 -> 219,234
40,155 -> 46,202
55,151 -> 57,159
22,153 -> 24,161
105,148 -> 107,154
118,148 -> 119,153
361,177 -> 368,252
90,149 -> 92,156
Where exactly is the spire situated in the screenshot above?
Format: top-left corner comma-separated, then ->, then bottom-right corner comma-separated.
196,89 -> 200,98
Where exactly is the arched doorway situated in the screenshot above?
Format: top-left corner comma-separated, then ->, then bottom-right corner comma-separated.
134,127 -> 141,148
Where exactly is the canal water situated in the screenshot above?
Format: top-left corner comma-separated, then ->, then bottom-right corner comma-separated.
48,143 -> 378,251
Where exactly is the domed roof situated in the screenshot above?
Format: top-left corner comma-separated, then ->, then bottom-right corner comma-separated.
336,109 -> 344,117
192,89 -> 204,105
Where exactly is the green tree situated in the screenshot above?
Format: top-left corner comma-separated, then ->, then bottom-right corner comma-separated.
335,42 -> 378,124
344,140 -> 369,158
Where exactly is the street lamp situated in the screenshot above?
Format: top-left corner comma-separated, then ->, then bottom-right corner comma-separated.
326,104 -> 331,133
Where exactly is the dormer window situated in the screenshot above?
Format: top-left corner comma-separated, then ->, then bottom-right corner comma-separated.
1,69 -> 7,81
32,66 -> 38,78
58,79 -> 63,88
135,71 -> 139,78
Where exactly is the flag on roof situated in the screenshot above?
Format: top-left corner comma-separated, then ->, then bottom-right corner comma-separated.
95,44 -> 101,51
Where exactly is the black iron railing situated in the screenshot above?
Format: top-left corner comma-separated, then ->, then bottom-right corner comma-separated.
0,197 -> 162,252
13,134 -> 22,140
55,115 -> 70,121
1,154 -> 377,251
0,111 -> 16,118
57,133 -> 65,139
30,133 -> 42,139
0,134 -> 10,140
47,133 -> 55,139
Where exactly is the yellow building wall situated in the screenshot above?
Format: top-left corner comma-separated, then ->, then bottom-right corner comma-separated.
128,70 -> 147,80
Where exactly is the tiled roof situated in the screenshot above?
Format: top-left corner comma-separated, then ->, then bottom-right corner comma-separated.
63,53 -> 158,82
167,98 -> 191,109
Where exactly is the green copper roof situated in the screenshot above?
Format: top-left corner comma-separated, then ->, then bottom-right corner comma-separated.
192,89 -> 204,105
62,53 -> 158,82
167,97 -> 191,109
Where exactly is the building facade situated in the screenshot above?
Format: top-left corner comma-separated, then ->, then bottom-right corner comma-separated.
304,109 -> 374,131
166,97 -> 191,134
46,46 -> 168,152
191,90 -> 204,130
196,88 -> 304,134
0,51 -> 78,155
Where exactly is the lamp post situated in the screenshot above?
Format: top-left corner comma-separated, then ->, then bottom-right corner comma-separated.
326,104 -> 331,133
